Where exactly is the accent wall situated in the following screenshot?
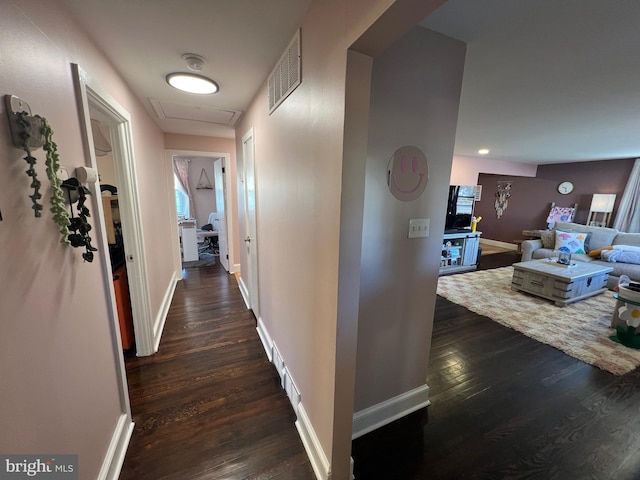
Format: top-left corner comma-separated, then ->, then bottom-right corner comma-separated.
474,158 -> 636,243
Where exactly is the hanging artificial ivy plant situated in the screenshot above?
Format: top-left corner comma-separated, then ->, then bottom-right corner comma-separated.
41,117 -> 71,245
10,102 -> 98,262
16,112 -> 43,217
62,178 -> 98,263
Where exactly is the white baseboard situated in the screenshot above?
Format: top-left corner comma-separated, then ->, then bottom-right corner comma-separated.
256,317 -> 273,362
232,263 -> 241,274
480,238 -> 518,250
257,318 -> 328,479
238,276 -> 250,309
153,273 -> 179,351
351,384 -> 430,440
296,404 -> 331,480
97,413 -> 134,480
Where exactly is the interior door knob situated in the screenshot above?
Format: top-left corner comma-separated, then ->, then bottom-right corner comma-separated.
244,236 -> 251,243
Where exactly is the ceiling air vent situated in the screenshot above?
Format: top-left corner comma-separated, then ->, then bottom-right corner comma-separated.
268,29 -> 301,114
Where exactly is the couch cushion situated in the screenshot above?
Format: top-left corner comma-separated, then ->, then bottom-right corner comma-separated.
532,248 -> 593,263
592,259 -> 640,282
555,222 -> 618,251
532,248 -> 557,260
613,233 -> 640,248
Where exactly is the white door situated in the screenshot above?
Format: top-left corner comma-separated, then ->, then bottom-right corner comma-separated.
213,158 -> 229,272
242,129 -> 259,316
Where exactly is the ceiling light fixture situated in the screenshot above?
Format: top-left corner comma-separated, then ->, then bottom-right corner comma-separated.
478,148 -> 490,155
166,72 -> 219,95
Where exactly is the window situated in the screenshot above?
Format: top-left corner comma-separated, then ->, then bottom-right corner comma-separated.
174,172 -> 190,219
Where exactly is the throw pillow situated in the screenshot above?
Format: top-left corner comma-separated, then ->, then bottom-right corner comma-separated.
588,246 -> 614,258
554,230 -> 588,254
540,230 -> 556,249
613,245 -> 640,253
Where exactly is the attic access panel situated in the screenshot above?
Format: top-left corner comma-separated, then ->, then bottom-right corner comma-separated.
149,99 -> 242,127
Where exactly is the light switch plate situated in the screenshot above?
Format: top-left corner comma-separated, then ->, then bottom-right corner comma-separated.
408,218 -> 430,238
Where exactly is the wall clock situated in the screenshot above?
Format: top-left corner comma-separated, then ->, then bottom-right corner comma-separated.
558,181 -> 574,195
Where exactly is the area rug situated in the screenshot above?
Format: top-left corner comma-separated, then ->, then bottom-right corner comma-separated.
437,266 -> 640,375
182,251 -> 216,268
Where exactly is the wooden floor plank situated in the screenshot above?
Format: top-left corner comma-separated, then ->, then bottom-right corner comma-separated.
352,252 -> 640,480
120,264 -> 314,480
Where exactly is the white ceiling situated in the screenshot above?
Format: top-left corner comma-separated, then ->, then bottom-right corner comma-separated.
61,1 -> 640,164
60,0 -> 312,139
421,0 -> 640,164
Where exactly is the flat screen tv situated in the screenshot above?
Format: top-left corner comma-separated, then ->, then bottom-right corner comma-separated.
445,185 -> 476,230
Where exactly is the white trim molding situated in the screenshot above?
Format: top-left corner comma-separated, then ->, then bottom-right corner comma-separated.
296,404 -> 331,480
97,413 -> 134,480
153,273 -> 180,351
351,384 -> 431,440
256,317 -> 273,362
238,276 -> 250,309
255,317 -> 329,480
73,64 -> 155,357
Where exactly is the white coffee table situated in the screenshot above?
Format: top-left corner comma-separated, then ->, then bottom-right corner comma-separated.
511,259 -> 613,307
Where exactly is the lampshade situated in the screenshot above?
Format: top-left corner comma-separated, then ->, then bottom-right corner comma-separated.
589,193 -> 616,213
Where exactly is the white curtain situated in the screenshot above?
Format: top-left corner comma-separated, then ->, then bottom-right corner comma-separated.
613,158 -> 640,233
173,157 -> 197,221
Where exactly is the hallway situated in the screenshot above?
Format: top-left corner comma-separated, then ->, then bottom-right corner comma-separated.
120,264 -> 314,479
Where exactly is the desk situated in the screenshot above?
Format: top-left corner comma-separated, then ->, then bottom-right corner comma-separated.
179,221 -> 199,261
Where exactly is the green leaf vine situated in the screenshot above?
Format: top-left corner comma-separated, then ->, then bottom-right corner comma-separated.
13,110 -> 98,262
62,178 -> 98,262
41,117 -> 71,245
16,112 -> 43,217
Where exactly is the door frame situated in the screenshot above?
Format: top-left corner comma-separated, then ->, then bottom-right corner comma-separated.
72,64 -> 147,477
165,149 -> 235,274
73,64 -> 155,358
240,128 -> 259,316
213,157 -> 230,272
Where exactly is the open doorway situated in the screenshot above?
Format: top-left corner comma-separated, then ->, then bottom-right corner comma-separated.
90,114 -> 135,352
72,64 -> 155,359
167,150 -> 235,273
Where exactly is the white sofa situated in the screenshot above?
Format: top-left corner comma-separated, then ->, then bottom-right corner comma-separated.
521,221 -> 640,289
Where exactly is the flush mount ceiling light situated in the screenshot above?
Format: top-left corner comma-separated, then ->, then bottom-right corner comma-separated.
478,148 -> 490,155
166,73 -> 219,94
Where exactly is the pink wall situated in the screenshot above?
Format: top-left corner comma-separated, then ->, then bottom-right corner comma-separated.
1,1 -> 176,476
451,155 -> 538,185
355,26 -> 465,409
475,158 -> 636,243
234,0 -> 449,476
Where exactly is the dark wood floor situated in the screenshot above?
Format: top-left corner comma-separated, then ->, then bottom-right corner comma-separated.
353,251 -> 640,479
120,252 -> 640,480
120,263 -> 315,479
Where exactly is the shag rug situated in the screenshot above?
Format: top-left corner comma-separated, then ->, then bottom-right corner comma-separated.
437,266 -> 640,375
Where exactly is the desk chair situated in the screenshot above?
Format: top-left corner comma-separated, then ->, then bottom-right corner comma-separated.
197,212 -> 219,254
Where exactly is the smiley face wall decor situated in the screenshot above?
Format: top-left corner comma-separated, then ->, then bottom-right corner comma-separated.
386,146 -> 429,201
